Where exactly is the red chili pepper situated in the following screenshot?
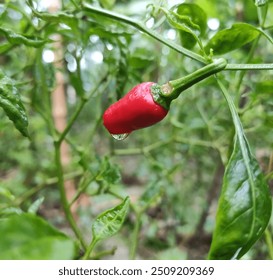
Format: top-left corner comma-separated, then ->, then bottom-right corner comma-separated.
103,59 -> 227,137
103,82 -> 168,135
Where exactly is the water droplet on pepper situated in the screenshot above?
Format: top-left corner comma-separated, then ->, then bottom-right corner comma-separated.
111,133 -> 130,141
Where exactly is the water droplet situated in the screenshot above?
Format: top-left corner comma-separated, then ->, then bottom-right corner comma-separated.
111,133 -> 130,141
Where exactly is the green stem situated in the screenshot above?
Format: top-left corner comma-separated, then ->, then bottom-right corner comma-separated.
267,152 -> 273,175
70,0 -> 80,9
113,136 -> 217,156
233,36 -> 260,105
265,171 -> 273,181
216,78 -> 244,135
113,139 -> 171,156
14,170 -> 83,206
54,142 -> 87,250
82,3 -> 206,64
57,74 -> 106,144
82,238 -> 98,260
160,58 -> 227,101
91,247 -> 117,259
257,4 -> 268,28
264,25 -> 273,30
107,189 -> 138,213
58,99 -> 87,144
225,63 -> 273,70
257,27 -> 273,45
265,228 -> 273,260
69,173 -> 97,207
129,213 -> 142,260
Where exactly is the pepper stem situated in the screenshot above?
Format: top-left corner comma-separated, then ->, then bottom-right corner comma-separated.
161,58 -> 227,101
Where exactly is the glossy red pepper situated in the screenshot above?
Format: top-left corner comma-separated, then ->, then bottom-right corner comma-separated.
103,82 -> 168,135
103,59 -> 227,137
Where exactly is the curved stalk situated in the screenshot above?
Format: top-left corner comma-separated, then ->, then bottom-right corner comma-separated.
160,58 -> 227,101
82,3 -> 207,64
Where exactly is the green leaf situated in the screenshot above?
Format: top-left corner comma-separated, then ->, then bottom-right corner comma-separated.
0,213 -> 76,259
255,80 -> 273,94
0,71 -> 29,137
243,0 -> 259,22
27,197 -> 45,214
0,187 -> 15,201
0,27 -> 47,48
209,79 -> 272,259
29,8 -> 77,28
205,23 -> 260,55
0,207 -> 24,217
92,196 -> 130,242
0,43 -> 12,54
128,54 -> 154,69
162,7 -> 201,40
254,0 -> 268,6
96,156 -> 121,185
176,3 -> 207,49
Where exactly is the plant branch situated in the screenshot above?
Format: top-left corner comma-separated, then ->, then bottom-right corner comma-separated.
69,172 -> 97,207
82,238 -> 98,260
91,247 -> 117,259
225,63 -> 273,70
57,99 -> 87,144
113,136 -> 217,156
57,74 -> 107,144
129,213 -> 142,260
233,36 -> 261,105
267,152 -> 273,175
265,228 -> 273,260
264,25 -> 273,30
113,139 -> 171,156
54,142 -> 87,249
162,58 -> 227,101
14,170 -> 83,206
258,27 -> 273,45
82,3 -> 207,64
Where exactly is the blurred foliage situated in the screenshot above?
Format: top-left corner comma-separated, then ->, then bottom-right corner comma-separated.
0,0 -> 272,260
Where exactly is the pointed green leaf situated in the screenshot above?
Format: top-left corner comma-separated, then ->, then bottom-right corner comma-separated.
92,197 -> 130,242
27,197 -> 45,214
0,27 -> 47,48
0,71 -> 29,137
162,7 -> 201,40
205,23 -> 260,55
0,187 -> 15,201
0,213 -> 76,259
176,3 -> 207,49
209,135 -> 272,259
30,9 -> 78,28
209,80 -> 272,259
0,43 -> 12,54
0,207 -> 23,216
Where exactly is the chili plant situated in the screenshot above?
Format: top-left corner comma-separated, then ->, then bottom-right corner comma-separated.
0,0 -> 272,260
